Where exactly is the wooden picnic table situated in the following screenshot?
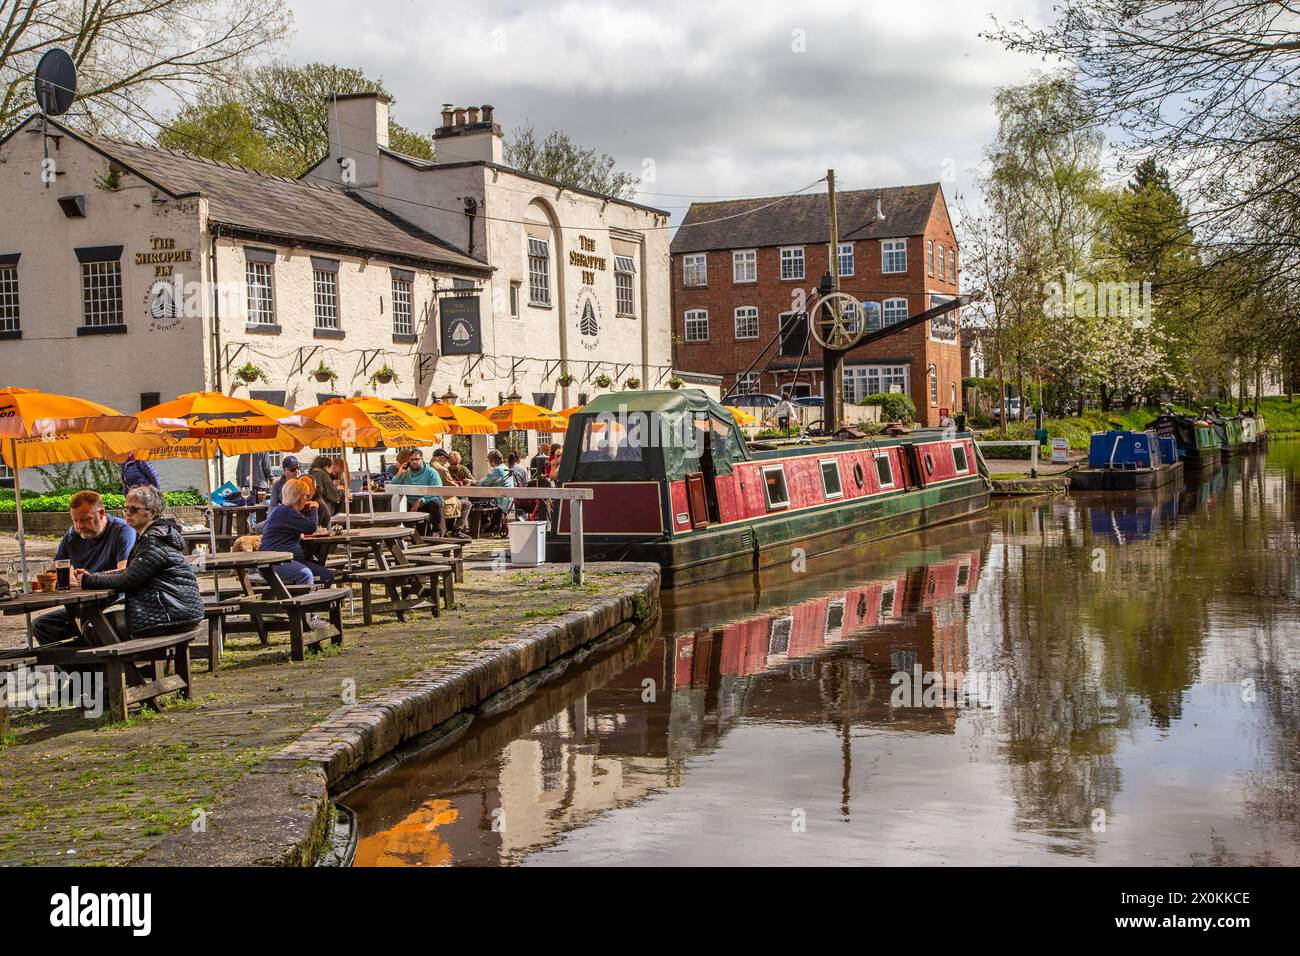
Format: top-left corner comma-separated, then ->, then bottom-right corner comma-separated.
210,503 -> 268,537
188,549 -> 345,661
331,510 -> 429,531
304,526 -> 452,624
348,490 -> 394,513
0,588 -> 198,721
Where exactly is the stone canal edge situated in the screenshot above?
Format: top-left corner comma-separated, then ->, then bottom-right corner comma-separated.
140,564 -> 661,866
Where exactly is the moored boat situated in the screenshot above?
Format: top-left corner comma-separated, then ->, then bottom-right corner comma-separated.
1146,406 -> 1221,468
548,390 -> 992,587
1207,405 -> 1246,457
1071,427 -> 1184,492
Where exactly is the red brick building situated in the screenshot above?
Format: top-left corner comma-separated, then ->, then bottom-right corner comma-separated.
669,183 -> 962,426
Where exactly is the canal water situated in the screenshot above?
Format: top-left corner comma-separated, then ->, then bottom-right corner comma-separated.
345,442 -> 1300,866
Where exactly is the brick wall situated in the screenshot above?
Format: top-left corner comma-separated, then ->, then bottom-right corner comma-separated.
672,190 -> 963,426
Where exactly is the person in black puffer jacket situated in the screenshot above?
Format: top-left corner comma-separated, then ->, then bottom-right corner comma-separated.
76,485 -> 204,638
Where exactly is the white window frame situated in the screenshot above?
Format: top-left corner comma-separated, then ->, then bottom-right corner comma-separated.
312,268 -> 340,330
882,239 -> 907,274
927,239 -> 934,276
391,274 -> 413,336
838,242 -> 854,277
80,259 -> 123,328
734,306 -> 759,340
732,249 -> 757,284
684,309 -> 709,342
948,248 -> 957,283
528,237 -> 551,306
510,280 -> 520,319
614,255 -> 637,317
683,253 -> 707,287
952,444 -> 969,473
937,244 -> 946,283
762,464 -> 791,510
779,246 -> 805,280
245,260 -> 275,326
883,297 -> 908,326
874,453 -> 895,488
735,371 -> 760,394
0,264 -> 19,334
819,459 -> 843,499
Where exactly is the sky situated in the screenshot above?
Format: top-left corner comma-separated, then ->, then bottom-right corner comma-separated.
281,0 -> 1054,227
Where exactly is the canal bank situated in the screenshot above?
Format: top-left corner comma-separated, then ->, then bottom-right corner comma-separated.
0,560 -> 659,866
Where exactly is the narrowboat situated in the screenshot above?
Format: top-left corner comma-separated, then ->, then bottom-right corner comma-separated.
1207,405 -> 1246,457
1071,427 -> 1183,492
548,390 -> 992,587
1146,406 -> 1221,468
1241,413 -> 1268,449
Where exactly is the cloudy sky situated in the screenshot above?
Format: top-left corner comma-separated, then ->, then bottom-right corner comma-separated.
282,0 -> 1053,225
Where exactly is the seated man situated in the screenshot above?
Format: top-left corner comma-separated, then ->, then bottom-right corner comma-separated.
472,449 -> 515,535
256,478 -> 334,587
430,448 -> 469,538
387,448 -> 446,534
75,485 -> 204,639
34,490 -> 137,645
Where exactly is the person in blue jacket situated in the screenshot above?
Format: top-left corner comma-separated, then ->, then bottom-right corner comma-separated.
256,478 -> 334,587
119,452 -> 161,494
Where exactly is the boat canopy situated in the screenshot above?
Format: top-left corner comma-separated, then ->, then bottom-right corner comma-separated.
558,389 -> 751,482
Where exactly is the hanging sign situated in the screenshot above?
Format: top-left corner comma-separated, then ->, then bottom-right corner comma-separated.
440,296 -> 482,355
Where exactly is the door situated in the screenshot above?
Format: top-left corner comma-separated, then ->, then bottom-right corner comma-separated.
685,472 -> 711,528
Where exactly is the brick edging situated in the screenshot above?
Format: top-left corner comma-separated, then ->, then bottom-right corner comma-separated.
137,564 -> 661,866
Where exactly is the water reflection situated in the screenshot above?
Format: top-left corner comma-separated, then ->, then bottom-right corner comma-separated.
346,443 -> 1300,866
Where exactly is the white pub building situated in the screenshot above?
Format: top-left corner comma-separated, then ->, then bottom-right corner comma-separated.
0,94 -> 674,489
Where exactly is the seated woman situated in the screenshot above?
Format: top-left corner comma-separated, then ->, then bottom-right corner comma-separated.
258,478 -> 335,587
74,485 -> 204,639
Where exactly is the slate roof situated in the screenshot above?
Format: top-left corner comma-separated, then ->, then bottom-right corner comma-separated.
670,183 -> 943,255
32,116 -> 490,273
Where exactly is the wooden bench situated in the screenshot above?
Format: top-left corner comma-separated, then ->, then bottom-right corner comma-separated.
0,655 -> 36,737
36,628 -> 201,723
227,587 -> 348,662
405,544 -> 465,583
341,565 -> 452,626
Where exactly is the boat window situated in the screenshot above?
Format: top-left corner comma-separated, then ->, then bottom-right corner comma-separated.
953,444 -> 968,473
768,616 -> 792,655
820,459 -> 842,499
923,453 -> 934,476
762,464 -> 790,510
853,461 -> 864,488
578,418 -> 643,463
875,454 -> 894,487
881,586 -> 897,618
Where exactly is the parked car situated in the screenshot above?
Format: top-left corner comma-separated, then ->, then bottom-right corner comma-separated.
993,398 -> 1023,420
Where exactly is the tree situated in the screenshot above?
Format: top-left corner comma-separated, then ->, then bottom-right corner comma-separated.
504,122 -> 638,198
0,0 -> 290,136
157,62 -> 433,177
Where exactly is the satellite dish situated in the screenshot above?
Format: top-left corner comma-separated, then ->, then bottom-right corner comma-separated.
34,48 -> 76,116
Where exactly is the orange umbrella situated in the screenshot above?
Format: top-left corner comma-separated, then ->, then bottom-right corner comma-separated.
557,405 -> 586,419
484,401 -> 568,433
724,405 -> 758,426
137,392 -> 330,549
0,388 -> 163,639
423,402 -> 497,435
294,397 -> 448,522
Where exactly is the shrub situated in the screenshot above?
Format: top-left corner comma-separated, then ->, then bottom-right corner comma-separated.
0,489 -> 204,513
859,392 -> 916,424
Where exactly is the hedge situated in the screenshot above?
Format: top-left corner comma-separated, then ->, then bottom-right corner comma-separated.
859,392 -> 917,424
0,490 -> 205,513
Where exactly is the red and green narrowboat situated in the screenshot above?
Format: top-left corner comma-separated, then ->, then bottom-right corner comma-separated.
548,390 -> 992,587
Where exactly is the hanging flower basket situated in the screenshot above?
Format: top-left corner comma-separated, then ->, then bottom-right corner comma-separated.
668,376 -> 685,389
624,377 -> 642,390
312,361 -> 338,384
557,373 -> 576,387
368,364 -> 400,387
593,373 -> 613,389
236,362 -> 268,384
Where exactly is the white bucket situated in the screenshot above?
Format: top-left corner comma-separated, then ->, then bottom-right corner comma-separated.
507,519 -> 548,566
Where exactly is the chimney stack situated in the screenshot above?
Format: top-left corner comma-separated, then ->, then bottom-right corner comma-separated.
432,101 -> 504,165
324,92 -> 390,188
